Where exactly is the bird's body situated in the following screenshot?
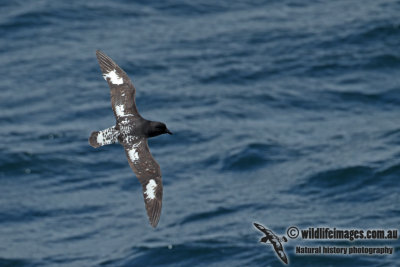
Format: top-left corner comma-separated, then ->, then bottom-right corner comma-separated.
89,50 -> 172,227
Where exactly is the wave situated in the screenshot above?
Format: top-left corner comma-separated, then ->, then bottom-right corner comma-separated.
222,142 -> 298,171
292,162 -> 400,203
325,87 -> 400,107
179,204 -> 252,225
0,258 -> 36,267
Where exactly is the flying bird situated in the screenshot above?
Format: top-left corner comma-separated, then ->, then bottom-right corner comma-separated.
253,223 -> 289,264
89,50 -> 172,227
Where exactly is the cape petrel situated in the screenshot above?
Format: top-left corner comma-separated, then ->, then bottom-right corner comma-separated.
254,223 -> 289,264
89,50 -> 172,227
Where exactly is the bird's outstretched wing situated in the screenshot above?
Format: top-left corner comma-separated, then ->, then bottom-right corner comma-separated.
96,50 -> 140,121
272,243 -> 289,264
254,222 -> 268,234
124,138 -> 163,227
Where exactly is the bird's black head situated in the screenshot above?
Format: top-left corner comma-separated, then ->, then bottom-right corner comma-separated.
147,121 -> 172,138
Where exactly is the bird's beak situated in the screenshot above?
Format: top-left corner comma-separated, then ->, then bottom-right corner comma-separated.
166,129 -> 173,135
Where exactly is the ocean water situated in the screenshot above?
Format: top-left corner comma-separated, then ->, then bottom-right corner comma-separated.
1,0 -> 400,266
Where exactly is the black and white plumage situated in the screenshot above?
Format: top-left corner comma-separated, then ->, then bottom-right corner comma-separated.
253,223 -> 289,264
89,50 -> 172,227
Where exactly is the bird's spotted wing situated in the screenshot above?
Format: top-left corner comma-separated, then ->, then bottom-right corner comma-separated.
123,138 -> 163,227
254,222 -> 268,234
96,50 -> 139,121
272,243 -> 289,264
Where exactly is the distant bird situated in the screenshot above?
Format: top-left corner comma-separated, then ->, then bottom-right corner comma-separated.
89,50 -> 172,227
253,223 -> 289,264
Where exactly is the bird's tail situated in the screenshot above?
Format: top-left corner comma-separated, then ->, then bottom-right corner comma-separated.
89,126 -> 119,148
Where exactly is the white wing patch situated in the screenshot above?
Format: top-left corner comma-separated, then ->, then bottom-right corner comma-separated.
115,104 -> 134,118
115,104 -> 126,117
128,141 -> 141,162
128,149 -> 139,162
145,179 -> 157,200
103,69 -> 123,85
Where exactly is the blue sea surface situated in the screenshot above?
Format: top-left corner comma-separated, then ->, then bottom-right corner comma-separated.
1,0 -> 400,266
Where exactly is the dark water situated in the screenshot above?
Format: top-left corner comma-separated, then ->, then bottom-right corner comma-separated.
1,0 -> 400,266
